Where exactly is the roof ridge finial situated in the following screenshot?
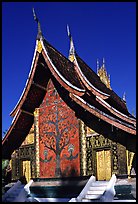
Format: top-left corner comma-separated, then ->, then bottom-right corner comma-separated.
103,57 -> 105,68
96,58 -> 99,74
67,24 -> 75,62
32,8 -> 43,40
123,91 -> 126,102
67,24 -> 71,39
108,74 -> 110,81
131,109 -> 135,117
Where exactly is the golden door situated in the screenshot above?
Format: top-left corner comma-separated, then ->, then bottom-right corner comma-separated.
22,160 -> 31,183
96,150 -> 111,180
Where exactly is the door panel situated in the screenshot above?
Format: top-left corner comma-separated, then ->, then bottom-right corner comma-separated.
96,150 -> 111,180
96,150 -> 105,180
104,150 -> 111,180
22,160 -> 31,183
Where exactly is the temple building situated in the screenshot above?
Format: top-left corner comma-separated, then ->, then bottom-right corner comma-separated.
2,11 -> 136,183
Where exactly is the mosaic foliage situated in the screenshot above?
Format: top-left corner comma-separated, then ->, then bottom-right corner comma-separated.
39,80 -> 80,178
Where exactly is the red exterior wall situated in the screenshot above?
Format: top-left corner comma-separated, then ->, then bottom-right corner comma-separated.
38,79 -> 80,178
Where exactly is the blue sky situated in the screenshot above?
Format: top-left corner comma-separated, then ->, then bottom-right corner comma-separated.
2,2 -> 136,136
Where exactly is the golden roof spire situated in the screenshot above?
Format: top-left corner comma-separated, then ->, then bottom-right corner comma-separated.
97,58 -> 111,89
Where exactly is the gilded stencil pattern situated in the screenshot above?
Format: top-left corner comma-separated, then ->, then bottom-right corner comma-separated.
79,120 -> 87,176
91,135 -> 112,148
86,137 -> 93,175
96,150 -> 111,180
34,109 -> 40,178
112,143 -> 118,173
11,150 -> 20,180
21,133 -> 34,145
19,145 -> 35,158
86,133 -> 114,178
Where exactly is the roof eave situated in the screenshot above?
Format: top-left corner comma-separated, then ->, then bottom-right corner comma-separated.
73,55 -> 110,99
70,93 -> 136,135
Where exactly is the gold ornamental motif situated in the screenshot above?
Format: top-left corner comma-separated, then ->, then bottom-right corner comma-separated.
37,40 -> 43,53
79,120 -> 87,176
34,108 -> 40,177
69,54 -> 75,62
126,150 -> 135,178
20,125 -> 34,146
21,133 -> 34,145
98,67 -> 111,89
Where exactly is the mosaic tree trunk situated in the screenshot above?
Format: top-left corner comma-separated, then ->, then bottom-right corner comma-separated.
39,80 -> 80,178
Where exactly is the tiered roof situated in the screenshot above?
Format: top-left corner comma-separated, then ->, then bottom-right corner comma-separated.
2,12 -> 136,159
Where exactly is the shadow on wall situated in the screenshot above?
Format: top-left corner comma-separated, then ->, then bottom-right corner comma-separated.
19,175 -> 27,185
61,166 -> 79,178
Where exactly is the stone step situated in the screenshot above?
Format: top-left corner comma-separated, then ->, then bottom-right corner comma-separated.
112,200 -> 136,202
85,194 -> 102,199
71,175 -> 117,202
91,181 -> 108,187
94,181 -> 109,184
82,198 -> 94,202
89,186 -> 106,191
87,190 -> 104,195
